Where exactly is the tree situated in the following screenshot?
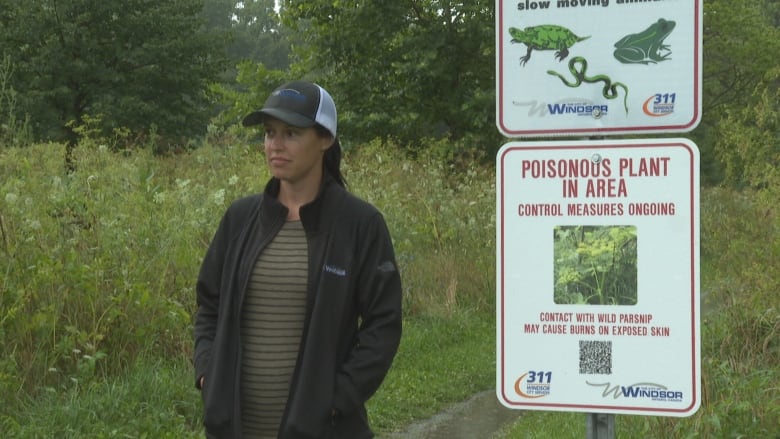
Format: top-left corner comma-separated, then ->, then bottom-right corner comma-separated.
280,0 -> 501,153
0,0 -> 226,165
201,0 -> 291,70
218,0 -> 777,177
231,0 -> 290,69
200,0 -> 292,132
692,0 -> 780,184
202,0 -> 293,128
713,67 -> 779,189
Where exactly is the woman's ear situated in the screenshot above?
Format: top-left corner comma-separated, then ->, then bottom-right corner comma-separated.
320,135 -> 335,151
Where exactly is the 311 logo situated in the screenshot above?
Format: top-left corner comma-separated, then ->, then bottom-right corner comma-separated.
643,93 -> 676,117
514,370 -> 552,398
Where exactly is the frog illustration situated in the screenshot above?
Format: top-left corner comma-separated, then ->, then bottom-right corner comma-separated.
613,18 -> 676,65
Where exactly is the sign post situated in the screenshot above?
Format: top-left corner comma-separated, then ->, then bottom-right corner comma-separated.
496,138 -> 701,419
586,413 -> 615,439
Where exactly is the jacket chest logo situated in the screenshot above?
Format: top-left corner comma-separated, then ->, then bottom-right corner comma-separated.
323,264 -> 347,276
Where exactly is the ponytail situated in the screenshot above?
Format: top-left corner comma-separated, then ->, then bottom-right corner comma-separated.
324,137 -> 346,187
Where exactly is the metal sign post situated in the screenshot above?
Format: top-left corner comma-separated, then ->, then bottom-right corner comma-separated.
586,413 -> 614,439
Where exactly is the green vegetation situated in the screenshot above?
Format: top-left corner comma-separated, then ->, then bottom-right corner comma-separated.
2,0 -> 777,183
1,138 -> 777,437
0,140 -> 497,436
0,0 -> 777,437
0,0 -> 225,152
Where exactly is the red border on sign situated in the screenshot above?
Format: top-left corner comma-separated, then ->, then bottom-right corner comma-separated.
496,1 -> 702,137
497,142 -> 699,414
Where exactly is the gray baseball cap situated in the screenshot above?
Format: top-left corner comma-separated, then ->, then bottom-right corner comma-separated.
242,80 -> 337,138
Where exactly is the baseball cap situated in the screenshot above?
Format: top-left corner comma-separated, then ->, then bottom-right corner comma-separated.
242,80 -> 337,138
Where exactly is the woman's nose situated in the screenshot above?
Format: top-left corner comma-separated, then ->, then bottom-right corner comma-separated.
266,135 -> 282,150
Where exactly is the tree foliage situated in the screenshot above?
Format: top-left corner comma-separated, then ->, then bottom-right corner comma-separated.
202,0 -> 290,70
231,0 -> 290,69
280,0 -> 500,151
0,55 -> 33,147
0,0 -> 777,186
202,0 -> 292,132
694,0 -> 780,184
208,61 -> 290,128
714,67 -> 779,188
0,0 -> 226,150
273,0 -> 779,178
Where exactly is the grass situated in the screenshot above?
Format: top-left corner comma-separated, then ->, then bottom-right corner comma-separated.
3,358 -> 202,438
368,311 -> 495,433
2,311 -> 495,438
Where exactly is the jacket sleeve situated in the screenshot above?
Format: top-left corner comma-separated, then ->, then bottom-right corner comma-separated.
192,210 -> 232,389
333,212 -> 403,415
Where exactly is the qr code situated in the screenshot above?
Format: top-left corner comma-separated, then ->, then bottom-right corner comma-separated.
579,340 -> 612,374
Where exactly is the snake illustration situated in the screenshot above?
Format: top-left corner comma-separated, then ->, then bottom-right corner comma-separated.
547,56 -> 629,114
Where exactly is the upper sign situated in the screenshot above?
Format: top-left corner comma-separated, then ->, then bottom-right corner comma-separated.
496,138 -> 700,416
496,0 -> 702,137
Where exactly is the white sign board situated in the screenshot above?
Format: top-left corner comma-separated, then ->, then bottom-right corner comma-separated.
496,0 -> 702,137
496,138 -> 700,416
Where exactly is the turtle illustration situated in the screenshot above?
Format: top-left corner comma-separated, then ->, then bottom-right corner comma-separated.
509,25 -> 590,66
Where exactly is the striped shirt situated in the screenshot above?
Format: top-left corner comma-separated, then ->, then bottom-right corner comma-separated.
240,220 -> 307,438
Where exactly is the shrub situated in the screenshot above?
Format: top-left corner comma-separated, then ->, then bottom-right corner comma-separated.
0,140 -> 265,401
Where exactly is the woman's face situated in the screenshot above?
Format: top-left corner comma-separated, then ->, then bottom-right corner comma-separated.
263,118 -> 332,187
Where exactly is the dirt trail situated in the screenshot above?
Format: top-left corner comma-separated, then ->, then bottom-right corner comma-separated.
378,390 -> 521,439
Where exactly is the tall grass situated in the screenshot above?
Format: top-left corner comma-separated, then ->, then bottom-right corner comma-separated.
1,140 -> 263,397
1,139 -> 777,437
0,138 -> 497,436
344,140 -> 495,317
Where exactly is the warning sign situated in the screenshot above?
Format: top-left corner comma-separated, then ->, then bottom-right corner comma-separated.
496,138 -> 701,416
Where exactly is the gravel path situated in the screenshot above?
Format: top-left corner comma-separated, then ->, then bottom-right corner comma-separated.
378,390 -> 522,439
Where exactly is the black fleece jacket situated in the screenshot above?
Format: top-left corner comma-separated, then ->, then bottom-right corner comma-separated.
193,177 -> 402,439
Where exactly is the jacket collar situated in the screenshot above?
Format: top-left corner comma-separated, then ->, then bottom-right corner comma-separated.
262,174 -> 342,234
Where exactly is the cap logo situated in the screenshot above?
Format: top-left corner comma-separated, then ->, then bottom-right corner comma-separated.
273,89 -> 307,101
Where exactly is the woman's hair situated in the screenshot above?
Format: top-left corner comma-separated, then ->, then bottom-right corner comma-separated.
315,124 -> 347,188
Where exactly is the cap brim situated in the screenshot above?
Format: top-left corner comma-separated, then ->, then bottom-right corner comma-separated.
241,109 -> 317,128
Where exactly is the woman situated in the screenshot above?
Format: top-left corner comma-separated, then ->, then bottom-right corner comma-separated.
193,80 -> 403,439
